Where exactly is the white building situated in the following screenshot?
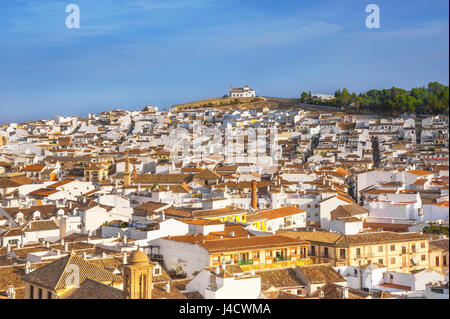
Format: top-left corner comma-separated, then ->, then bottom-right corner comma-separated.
230,85 -> 256,98
186,265 -> 261,299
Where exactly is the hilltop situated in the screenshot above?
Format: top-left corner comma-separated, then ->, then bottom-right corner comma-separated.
171,96 -> 340,113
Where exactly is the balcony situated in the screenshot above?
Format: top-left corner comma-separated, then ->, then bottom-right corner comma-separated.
239,258 -> 313,271
273,256 -> 290,263
238,259 -> 254,266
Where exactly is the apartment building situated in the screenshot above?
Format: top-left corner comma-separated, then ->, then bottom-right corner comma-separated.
278,230 -> 430,272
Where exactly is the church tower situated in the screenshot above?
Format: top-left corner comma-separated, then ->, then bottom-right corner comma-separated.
123,249 -> 154,299
123,149 -> 131,187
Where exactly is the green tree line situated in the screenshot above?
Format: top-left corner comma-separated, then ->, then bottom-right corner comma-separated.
300,82 -> 449,115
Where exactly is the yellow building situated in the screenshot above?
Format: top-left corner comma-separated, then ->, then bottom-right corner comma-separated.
247,214 -> 268,232
84,162 -> 110,183
278,230 -> 431,273
190,207 -> 247,223
429,239 -> 449,275
205,235 -> 312,272
0,135 -> 8,146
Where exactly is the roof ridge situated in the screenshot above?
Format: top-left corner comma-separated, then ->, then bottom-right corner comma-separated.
53,253 -> 76,290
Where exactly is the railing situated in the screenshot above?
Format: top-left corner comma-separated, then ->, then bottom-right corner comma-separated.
149,254 -> 163,260
273,256 -> 290,262
240,258 -> 313,271
238,259 -> 254,265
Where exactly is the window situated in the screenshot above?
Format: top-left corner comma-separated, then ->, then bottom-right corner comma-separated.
421,255 -> 426,261
30,285 -> 34,299
421,242 -> 426,249
47,291 -> 52,299
411,244 -> 416,253
390,245 -> 395,251
324,247 -> 329,258
315,205 -> 319,208
339,249 -> 346,259
378,259 -> 383,265
8,239 -> 18,246
212,256 -> 219,263
307,204 -> 311,208
38,288 -> 42,299
290,249 -> 296,255
378,246 -> 383,253
444,256 -> 447,266
356,248 -> 361,258
391,257 -> 395,264
311,246 -> 316,256
253,252 -> 260,258
436,256 -> 440,266
266,251 -> 272,257
153,267 -> 161,276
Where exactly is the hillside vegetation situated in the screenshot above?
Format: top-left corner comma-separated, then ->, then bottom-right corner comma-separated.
300,82 -> 449,115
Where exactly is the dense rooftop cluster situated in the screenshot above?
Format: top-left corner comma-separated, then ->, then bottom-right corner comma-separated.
0,104 -> 448,299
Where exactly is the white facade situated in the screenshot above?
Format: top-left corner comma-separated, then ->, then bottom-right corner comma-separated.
230,85 -> 256,98
186,267 -> 261,299
330,218 -> 363,235
151,237 -> 210,276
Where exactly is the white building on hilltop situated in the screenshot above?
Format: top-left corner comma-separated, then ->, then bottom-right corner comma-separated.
230,85 -> 255,98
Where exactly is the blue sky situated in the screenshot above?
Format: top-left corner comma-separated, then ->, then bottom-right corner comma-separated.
0,0 -> 448,122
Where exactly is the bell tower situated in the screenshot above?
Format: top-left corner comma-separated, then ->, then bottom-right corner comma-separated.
123,249 -> 154,299
123,149 -> 131,187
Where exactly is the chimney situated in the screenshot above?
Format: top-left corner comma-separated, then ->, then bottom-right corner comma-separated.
123,235 -> 127,245
6,243 -> 11,254
343,287 -> 349,299
230,231 -> 235,237
82,252 -> 87,260
25,262 -> 31,275
61,239 -> 65,246
160,211 -> 165,221
64,242 -> 69,251
56,249 -> 60,256
45,241 -> 50,248
251,180 -> 257,210
123,252 -> 127,264
164,282 -> 171,293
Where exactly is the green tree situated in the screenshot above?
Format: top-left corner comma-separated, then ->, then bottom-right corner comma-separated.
300,91 -> 309,103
